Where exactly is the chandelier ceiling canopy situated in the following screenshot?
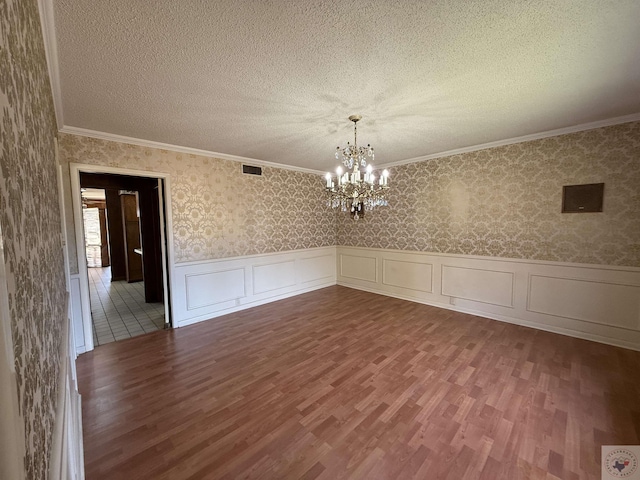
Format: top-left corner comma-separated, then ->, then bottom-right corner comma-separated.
325,115 -> 389,220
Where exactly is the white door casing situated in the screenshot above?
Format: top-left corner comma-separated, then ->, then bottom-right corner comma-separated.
68,163 -> 174,353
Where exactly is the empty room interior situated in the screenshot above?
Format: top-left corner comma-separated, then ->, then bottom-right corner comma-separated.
1,1 -> 640,479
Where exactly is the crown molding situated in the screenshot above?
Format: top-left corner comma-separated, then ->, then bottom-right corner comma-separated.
38,0 -> 64,129
378,113 -> 640,168
59,126 -> 326,176
59,113 -> 640,175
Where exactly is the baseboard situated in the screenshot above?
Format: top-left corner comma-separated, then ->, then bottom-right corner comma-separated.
337,281 -> 640,352
336,246 -> 640,351
49,296 -> 84,480
173,246 -> 337,327
178,280 -> 335,327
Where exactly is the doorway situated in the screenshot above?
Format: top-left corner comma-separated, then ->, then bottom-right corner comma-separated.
81,184 -> 166,345
71,165 -> 172,351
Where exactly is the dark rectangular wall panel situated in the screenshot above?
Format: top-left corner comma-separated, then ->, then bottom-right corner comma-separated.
562,183 -> 604,213
242,164 -> 262,176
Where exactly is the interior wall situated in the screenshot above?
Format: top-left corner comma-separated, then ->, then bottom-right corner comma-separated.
58,133 -> 336,274
338,121 -> 640,267
0,0 -> 68,477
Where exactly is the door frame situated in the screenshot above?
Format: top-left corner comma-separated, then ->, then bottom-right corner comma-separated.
70,163 -> 174,352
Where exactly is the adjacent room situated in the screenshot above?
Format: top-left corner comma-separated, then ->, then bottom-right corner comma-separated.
1,1 -> 639,479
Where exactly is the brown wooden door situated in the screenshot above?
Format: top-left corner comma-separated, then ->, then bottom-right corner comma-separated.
98,207 -> 111,267
121,193 -> 143,282
81,172 -> 165,302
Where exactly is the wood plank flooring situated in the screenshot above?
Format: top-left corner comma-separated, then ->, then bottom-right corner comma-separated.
77,286 -> 640,479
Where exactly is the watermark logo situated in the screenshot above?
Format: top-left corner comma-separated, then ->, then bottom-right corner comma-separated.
603,446 -> 640,479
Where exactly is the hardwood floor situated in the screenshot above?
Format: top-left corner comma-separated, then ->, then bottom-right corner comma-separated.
77,286 -> 640,479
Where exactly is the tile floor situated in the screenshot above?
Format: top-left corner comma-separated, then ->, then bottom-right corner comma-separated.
89,267 -> 166,346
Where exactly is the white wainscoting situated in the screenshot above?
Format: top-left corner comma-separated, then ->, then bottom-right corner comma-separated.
68,275 -> 87,355
253,260 -> 296,294
442,265 -> 514,308
527,275 -> 639,330
173,247 -> 336,327
383,258 -> 433,293
50,296 -> 84,480
340,253 -> 378,283
337,246 -> 640,351
186,268 -> 246,310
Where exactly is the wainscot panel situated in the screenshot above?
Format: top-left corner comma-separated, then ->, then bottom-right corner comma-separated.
49,296 -> 84,480
441,265 -> 514,308
339,253 -> 377,283
173,247 -> 336,327
253,261 -> 296,295
383,259 -> 433,293
299,254 -> 335,284
69,276 -> 86,355
336,246 -> 640,351
528,275 -> 640,330
186,268 -> 246,310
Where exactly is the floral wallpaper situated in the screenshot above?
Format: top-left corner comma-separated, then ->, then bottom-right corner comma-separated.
60,121 -> 640,275
338,121 -> 640,267
57,134 -> 336,273
0,0 -> 67,478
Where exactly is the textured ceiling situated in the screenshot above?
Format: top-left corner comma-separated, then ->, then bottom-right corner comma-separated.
52,0 -> 640,172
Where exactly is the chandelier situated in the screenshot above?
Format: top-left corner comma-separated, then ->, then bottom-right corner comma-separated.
325,115 -> 389,220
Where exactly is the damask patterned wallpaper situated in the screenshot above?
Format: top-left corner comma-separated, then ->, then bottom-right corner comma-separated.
0,0 -> 67,478
338,121 -> 640,267
61,121 -> 640,275
58,134 -> 336,273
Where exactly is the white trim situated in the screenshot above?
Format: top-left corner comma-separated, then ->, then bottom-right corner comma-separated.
59,117 -> 640,174
338,281 -> 640,352
59,126 -> 326,176
378,113 -> 640,168
336,246 -> 640,351
48,295 -> 68,480
172,246 -> 336,326
69,163 -> 175,353
69,167 -> 93,351
335,245 -> 640,273
48,295 -> 84,480
56,144 -> 72,294
157,179 -> 171,326
37,0 -> 64,128
68,275 -> 86,355
178,282 -> 334,328
175,245 -> 334,267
